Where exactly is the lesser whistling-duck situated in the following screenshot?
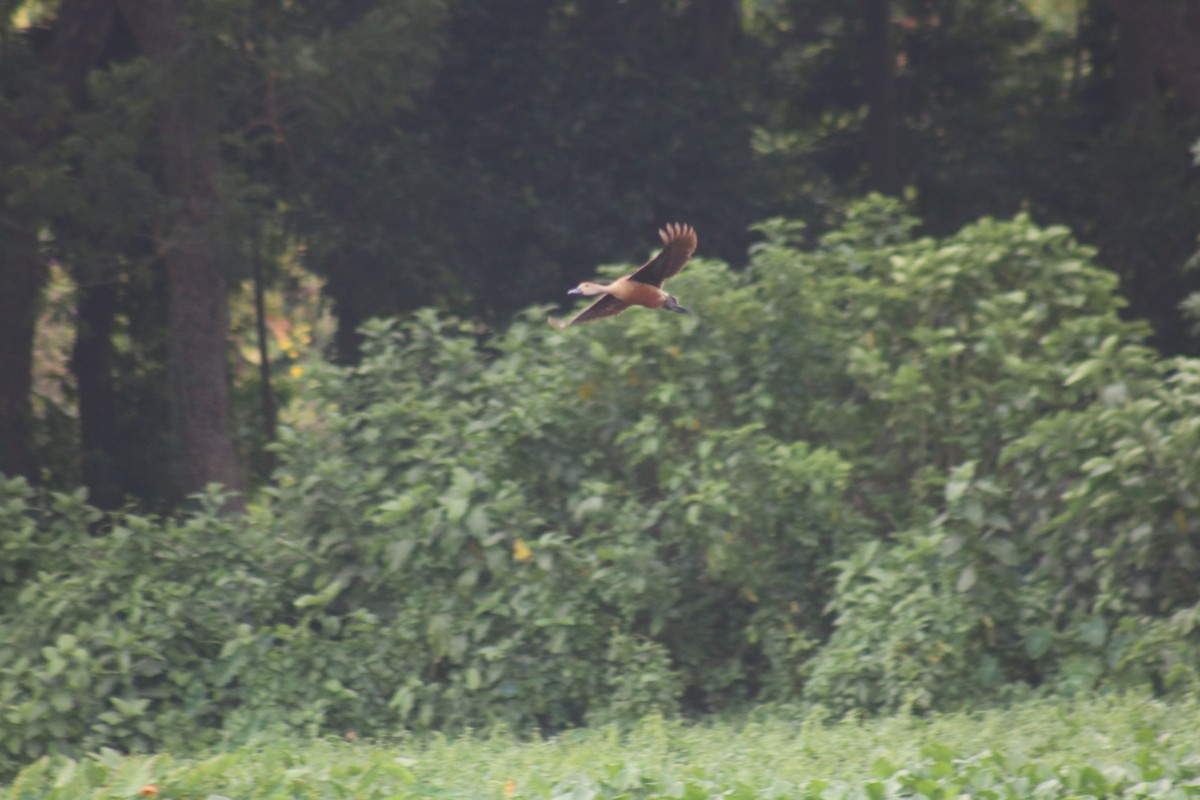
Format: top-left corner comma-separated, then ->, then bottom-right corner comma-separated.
549,223 -> 697,329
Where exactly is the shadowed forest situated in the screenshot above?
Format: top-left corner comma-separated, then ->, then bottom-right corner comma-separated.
3,0 -> 1200,782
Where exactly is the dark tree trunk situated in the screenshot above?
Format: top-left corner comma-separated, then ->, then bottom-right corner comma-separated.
158,108 -> 245,506
861,0 -> 902,195
328,253 -> 370,365
45,0 -> 127,505
1110,0 -> 1200,113
0,233 -> 43,483
71,283 -> 122,509
0,0 -> 117,484
121,0 -> 245,509
1112,1 -> 1155,122
693,0 -> 740,79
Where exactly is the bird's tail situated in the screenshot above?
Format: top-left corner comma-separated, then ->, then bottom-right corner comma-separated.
663,297 -> 691,315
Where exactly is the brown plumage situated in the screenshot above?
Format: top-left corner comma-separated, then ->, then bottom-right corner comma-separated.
549,223 -> 698,329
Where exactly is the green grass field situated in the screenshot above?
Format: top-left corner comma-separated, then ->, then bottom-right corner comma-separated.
6,692 -> 1200,799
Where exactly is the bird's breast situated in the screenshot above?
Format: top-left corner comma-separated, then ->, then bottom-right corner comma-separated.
607,278 -> 667,308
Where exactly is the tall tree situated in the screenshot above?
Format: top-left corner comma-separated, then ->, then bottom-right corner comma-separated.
117,0 -> 244,506
264,0 -> 447,362
693,0 -> 740,78
1110,0 -> 1200,113
0,27 -> 62,483
5,0 -> 450,505
48,0 -> 127,507
318,0 -> 767,360
0,221 -> 42,483
71,283 -> 122,509
861,0 -> 902,194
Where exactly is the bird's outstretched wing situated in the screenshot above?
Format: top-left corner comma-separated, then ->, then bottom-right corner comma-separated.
628,223 -> 697,287
548,294 -> 631,329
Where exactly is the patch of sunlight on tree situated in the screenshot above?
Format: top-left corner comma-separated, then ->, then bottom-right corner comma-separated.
1024,0 -> 1081,33
31,260 -> 77,419
9,1 -> 54,29
229,244 -> 335,375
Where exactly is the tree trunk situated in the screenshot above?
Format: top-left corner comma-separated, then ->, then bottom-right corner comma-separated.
1114,13 -> 1155,123
159,105 -> 245,506
1110,0 -> 1200,114
0,233 -> 43,483
121,0 -> 245,509
861,0 -> 902,195
693,0 -> 740,79
72,283 -> 123,509
44,0 -> 125,503
0,0 -> 117,484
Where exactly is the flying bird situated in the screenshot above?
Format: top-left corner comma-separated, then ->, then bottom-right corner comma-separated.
549,223 -> 697,329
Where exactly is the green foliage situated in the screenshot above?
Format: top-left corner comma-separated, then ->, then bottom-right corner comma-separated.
17,0 -> 1200,518
261,298 -> 859,728
783,199 -> 1200,712
0,483 -> 283,770
9,201 -> 1200,771
7,693 -> 1200,800
1000,355 -> 1200,694
254,196 -> 1200,726
1010,356 -> 1200,616
806,526 -> 998,715
753,0 -> 1200,355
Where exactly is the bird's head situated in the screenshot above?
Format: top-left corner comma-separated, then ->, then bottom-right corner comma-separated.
567,281 -> 606,297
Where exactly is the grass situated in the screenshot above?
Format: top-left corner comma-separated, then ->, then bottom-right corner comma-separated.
6,691 -> 1200,799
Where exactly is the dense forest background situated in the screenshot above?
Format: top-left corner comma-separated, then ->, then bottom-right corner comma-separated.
3,0 -> 1200,777
2,0 -> 1199,507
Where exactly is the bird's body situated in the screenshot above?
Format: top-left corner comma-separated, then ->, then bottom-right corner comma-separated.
549,223 -> 697,329
571,276 -> 672,308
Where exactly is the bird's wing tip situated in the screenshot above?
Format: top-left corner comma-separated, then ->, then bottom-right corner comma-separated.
659,222 -> 695,244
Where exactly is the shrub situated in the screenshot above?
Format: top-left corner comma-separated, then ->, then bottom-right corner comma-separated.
0,485 -> 284,771
9,198 -> 1200,770
789,199 -> 1200,710
260,304 -> 861,727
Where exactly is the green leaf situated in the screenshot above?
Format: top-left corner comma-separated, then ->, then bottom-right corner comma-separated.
955,565 -> 977,593
573,495 -> 605,521
1064,359 -> 1102,386
294,578 -> 347,609
1079,616 -> 1108,648
49,692 -> 74,713
1024,629 -> 1053,659
110,696 -> 149,718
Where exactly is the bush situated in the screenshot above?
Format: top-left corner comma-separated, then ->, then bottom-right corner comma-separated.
787,199 -> 1200,710
9,198 -> 1200,771
0,484 -> 284,770
260,304 -> 860,728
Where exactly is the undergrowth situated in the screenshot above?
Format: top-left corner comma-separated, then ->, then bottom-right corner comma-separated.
6,692 -> 1200,799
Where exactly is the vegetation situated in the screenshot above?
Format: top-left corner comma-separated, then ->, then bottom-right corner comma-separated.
6,692 -> 1200,799
4,0 -> 1200,788
3,1 -> 1200,505
6,199 -> 1200,778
